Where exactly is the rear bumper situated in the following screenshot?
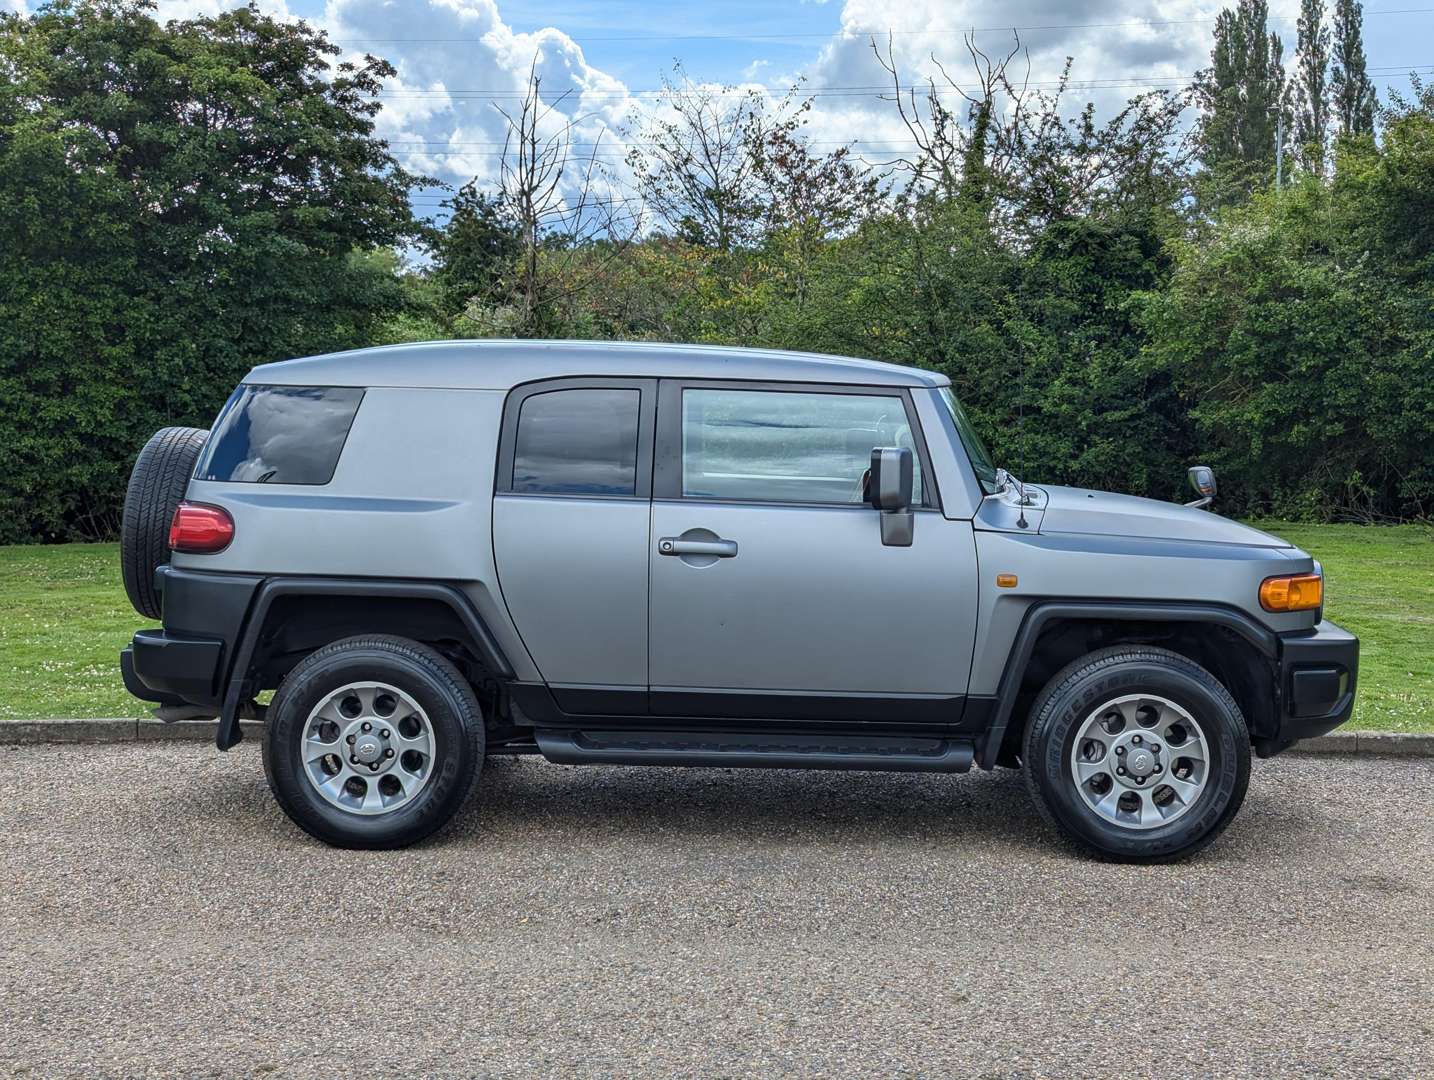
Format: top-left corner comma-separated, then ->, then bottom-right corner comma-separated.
122,631 -> 224,706
120,565 -> 262,711
1262,619 -> 1359,756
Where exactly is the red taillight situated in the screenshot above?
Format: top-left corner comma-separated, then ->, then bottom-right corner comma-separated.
168,502 -> 234,553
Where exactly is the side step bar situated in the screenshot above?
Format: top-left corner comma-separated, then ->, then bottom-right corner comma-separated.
533,728 -> 976,773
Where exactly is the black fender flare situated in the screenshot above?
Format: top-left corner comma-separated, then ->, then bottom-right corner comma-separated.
975,600 -> 1279,769
217,577 -> 514,750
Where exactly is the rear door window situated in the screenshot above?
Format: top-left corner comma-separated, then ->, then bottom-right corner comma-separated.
196,385 -> 364,485
501,383 -> 653,497
513,388 -> 640,495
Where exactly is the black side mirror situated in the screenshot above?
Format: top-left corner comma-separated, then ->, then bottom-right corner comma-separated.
869,447 -> 914,546
1185,465 -> 1217,509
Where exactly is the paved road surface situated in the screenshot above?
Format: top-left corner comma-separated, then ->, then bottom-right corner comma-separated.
2,742 -> 1431,1078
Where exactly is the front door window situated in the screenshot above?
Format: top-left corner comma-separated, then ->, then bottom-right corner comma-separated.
679,387 -> 925,505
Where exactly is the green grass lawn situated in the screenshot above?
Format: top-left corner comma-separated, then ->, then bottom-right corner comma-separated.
0,543 -> 154,720
1,526 -> 1431,729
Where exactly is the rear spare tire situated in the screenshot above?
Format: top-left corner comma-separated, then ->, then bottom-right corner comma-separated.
121,426 -> 209,620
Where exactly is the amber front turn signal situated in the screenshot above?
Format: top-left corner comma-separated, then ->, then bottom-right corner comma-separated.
1259,573 -> 1323,612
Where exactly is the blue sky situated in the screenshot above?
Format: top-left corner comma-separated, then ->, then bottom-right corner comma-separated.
271,1 -> 1429,92
285,0 -> 854,85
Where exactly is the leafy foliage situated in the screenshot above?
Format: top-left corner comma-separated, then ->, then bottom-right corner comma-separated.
2,1 -> 1428,541
1137,123 -> 1434,520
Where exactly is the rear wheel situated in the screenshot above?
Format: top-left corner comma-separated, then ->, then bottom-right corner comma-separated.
262,635 -> 484,849
1022,646 -> 1250,862
120,426 -> 209,619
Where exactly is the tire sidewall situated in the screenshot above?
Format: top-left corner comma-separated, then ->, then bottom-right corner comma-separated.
265,645 -> 482,848
1032,658 -> 1248,860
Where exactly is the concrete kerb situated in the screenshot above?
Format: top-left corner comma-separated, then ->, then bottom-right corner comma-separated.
1,718 -> 264,745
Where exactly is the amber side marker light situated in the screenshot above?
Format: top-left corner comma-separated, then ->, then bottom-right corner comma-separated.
996,573 -> 1018,588
1259,573 -> 1323,612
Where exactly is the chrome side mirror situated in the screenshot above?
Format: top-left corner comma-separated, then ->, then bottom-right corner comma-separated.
869,447 -> 914,546
1185,465 -> 1217,509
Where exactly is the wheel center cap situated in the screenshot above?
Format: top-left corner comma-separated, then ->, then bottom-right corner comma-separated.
1126,748 -> 1154,777
354,735 -> 383,764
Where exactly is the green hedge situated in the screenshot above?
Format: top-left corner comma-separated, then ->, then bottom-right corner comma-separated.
0,3 -> 421,543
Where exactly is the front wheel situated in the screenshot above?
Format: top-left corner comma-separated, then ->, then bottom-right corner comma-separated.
1022,646 -> 1250,862
262,635 -> 484,849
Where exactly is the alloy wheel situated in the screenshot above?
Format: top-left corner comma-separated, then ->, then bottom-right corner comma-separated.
1069,693 -> 1211,830
300,681 -> 437,815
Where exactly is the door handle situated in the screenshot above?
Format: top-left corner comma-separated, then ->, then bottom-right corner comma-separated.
658,536 -> 738,557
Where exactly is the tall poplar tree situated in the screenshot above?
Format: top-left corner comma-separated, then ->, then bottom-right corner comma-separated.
1196,0 -> 1290,201
1331,0 -> 1377,137
1293,0 -> 1330,172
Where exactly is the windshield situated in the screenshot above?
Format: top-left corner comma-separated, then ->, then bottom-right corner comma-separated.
938,386 -> 1000,495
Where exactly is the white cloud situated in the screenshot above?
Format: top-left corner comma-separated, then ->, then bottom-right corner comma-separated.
150,0 -> 295,22
319,0 -> 634,190
743,58 -> 772,81
796,0 -> 1232,165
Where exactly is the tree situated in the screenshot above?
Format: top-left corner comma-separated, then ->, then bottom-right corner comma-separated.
750,127 -> 882,313
1331,0 -> 1376,139
426,182 -> 520,323
491,58 -> 640,336
1293,0 -> 1331,173
1196,0 -> 1290,202
873,35 -> 1187,239
0,0 -> 424,542
626,64 -> 798,251
871,32 -> 1023,207
996,72 -> 1189,241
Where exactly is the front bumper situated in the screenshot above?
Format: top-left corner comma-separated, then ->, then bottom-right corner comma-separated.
1264,619 -> 1359,755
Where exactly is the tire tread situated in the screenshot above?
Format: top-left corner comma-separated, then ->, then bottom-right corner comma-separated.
120,426 -> 209,619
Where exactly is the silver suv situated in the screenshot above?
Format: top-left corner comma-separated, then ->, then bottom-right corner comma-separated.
118,341 -> 1358,860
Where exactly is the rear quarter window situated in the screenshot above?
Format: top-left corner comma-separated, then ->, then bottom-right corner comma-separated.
196,385 -> 364,485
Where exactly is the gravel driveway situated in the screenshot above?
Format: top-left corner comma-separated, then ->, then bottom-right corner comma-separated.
2,741 -> 1430,1078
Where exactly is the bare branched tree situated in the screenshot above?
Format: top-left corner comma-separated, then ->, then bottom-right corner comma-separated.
872,34 -> 1189,237
626,63 -> 802,251
871,31 -> 1025,204
492,57 -> 641,334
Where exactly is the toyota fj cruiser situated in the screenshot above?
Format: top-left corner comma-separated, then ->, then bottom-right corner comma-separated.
119,341 -> 1358,860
